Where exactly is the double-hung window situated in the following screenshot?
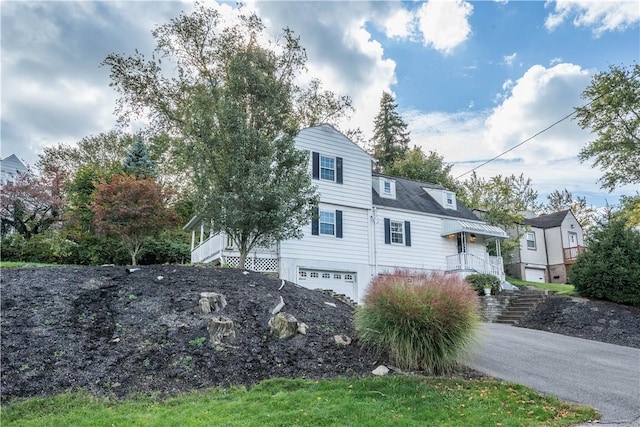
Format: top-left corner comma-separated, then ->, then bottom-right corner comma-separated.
390,220 -> 404,244
384,218 -> 411,246
312,152 -> 343,184
526,232 -> 536,250
319,210 -> 335,236
320,156 -> 335,181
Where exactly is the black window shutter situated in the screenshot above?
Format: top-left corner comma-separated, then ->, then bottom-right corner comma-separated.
405,221 -> 411,247
311,207 -> 319,235
384,218 -> 391,244
312,152 -> 320,180
336,157 -> 343,184
336,210 -> 343,238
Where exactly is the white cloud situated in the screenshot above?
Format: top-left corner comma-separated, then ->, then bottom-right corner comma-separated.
545,0 -> 640,36
247,1 -> 397,137
404,62 -> 633,205
503,53 -> 517,66
416,0 -> 474,54
381,7 -> 416,39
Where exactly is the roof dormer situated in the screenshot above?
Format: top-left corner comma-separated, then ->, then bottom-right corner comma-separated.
373,176 -> 396,200
424,187 -> 457,210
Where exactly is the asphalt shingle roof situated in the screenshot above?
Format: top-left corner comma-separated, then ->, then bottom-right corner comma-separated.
371,172 -> 481,221
523,210 -> 570,229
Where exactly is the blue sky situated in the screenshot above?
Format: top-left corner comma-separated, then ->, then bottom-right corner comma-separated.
1,0 -> 639,208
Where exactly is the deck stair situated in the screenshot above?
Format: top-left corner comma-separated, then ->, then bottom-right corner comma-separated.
495,287 -> 549,325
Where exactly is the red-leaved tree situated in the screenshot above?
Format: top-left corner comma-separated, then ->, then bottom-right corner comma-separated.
91,174 -> 177,265
0,172 -> 63,239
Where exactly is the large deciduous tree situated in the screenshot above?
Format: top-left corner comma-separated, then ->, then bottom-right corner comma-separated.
103,4 -> 332,268
575,63 -> 640,191
385,147 -> 458,190
0,172 -> 63,239
91,174 -> 177,265
370,91 -> 411,172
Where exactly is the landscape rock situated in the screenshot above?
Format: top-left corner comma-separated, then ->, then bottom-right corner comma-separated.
372,365 -> 389,376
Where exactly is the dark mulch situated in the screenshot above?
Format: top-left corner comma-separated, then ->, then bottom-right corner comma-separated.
2,265 -> 637,404
516,295 -> 640,349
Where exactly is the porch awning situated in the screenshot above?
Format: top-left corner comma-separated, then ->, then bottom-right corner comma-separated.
441,219 -> 507,239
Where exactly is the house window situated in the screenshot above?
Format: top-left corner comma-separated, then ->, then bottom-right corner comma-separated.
333,273 -> 342,279
391,220 -> 404,244
320,156 -> 335,181
383,180 -> 391,194
322,273 -> 331,279
310,272 -> 319,278
319,210 -> 335,236
445,192 -> 454,206
526,232 -> 536,250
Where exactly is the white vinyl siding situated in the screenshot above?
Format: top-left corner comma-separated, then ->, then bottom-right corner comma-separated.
376,209 -> 457,272
295,126 -> 372,210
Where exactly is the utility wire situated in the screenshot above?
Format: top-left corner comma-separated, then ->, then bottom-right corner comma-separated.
453,66 -> 640,180
454,108 -> 580,179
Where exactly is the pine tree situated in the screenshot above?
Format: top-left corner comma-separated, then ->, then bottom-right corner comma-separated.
370,92 -> 411,172
123,138 -> 157,179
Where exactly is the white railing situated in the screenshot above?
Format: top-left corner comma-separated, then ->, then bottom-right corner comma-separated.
190,233 -> 279,272
446,252 -> 505,282
191,234 -> 223,264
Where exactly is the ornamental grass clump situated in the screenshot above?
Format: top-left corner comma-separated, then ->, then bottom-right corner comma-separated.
355,270 -> 481,374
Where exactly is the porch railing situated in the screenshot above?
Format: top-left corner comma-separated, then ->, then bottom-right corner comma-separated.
191,234 -> 223,264
563,245 -> 584,264
446,252 -> 505,282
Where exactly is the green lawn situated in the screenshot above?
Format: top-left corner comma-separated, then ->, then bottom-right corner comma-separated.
0,261 -> 64,268
507,277 -> 575,296
1,376 -> 598,427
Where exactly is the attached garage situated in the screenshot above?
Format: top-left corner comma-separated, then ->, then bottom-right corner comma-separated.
524,267 -> 546,283
297,268 -> 358,302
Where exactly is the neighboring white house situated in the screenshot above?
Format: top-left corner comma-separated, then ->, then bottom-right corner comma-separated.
506,210 -> 585,284
1,154 -> 29,184
185,124 -> 508,302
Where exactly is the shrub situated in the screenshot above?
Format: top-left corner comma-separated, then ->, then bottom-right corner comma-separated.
465,273 -> 501,296
354,270 -> 480,374
569,216 -> 640,306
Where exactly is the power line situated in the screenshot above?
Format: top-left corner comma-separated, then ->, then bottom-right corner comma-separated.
454,66 -> 640,180
454,108 -> 579,179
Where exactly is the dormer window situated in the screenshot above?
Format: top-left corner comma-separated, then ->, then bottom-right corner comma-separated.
383,180 -> 391,195
374,177 -> 396,199
445,192 -> 455,207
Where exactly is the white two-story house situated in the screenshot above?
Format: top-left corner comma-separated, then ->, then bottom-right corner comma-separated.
185,125 -> 507,302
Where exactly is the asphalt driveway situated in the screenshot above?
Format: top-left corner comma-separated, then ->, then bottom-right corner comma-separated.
469,323 -> 640,424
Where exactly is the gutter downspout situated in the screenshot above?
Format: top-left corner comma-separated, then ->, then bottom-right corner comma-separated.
371,207 -> 378,277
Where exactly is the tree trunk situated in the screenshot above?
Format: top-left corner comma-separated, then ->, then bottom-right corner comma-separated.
238,249 -> 247,270
207,316 -> 235,345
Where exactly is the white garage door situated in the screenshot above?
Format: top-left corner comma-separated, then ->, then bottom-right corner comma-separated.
525,268 -> 545,283
297,269 -> 357,302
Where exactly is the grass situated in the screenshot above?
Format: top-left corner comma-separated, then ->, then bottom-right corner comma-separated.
0,261 -> 63,268
0,376 -> 598,427
507,277 -> 576,296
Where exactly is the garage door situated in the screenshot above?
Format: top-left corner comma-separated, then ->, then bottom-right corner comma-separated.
525,268 -> 545,283
297,269 -> 357,301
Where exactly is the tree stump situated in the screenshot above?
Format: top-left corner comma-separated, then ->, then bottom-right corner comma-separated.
268,312 -> 299,339
199,292 -> 227,313
207,316 -> 235,344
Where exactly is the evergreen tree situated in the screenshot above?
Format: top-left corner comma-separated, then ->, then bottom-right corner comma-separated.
123,138 -> 157,178
370,92 -> 410,172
